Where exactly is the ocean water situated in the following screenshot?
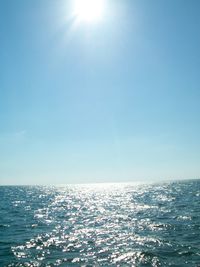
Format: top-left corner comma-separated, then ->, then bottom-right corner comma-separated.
0,180 -> 200,267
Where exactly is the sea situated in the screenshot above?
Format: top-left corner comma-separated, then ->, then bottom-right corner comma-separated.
1,180 -> 200,267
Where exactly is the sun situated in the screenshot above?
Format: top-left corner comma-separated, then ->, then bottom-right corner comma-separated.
74,0 -> 105,23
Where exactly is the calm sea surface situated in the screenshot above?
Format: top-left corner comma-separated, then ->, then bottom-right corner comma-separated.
1,180 -> 200,266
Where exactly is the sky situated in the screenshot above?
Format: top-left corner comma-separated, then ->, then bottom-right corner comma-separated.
0,0 -> 200,185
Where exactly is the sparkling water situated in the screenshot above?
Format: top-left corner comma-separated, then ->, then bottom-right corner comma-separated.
1,180 -> 200,266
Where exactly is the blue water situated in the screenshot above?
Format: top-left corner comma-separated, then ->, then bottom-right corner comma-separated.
1,180 -> 200,266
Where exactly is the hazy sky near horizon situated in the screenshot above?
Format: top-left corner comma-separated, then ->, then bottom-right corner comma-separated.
0,0 -> 200,184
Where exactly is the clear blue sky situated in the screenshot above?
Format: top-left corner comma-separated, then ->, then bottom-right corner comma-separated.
1,0 -> 200,185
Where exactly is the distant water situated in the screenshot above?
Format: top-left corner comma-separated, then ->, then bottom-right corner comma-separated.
1,180 -> 200,266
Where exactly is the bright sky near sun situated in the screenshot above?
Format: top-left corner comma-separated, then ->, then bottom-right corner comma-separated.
73,0 -> 105,22
0,0 -> 200,185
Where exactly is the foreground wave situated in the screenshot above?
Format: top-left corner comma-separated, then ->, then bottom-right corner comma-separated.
1,180 -> 200,266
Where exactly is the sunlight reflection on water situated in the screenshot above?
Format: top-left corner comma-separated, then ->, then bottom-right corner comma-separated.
1,181 -> 200,266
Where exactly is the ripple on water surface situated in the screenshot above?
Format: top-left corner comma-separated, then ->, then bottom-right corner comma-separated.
1,180 -> 200,266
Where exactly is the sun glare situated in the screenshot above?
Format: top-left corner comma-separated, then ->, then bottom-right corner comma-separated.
74,0 -> 105,22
